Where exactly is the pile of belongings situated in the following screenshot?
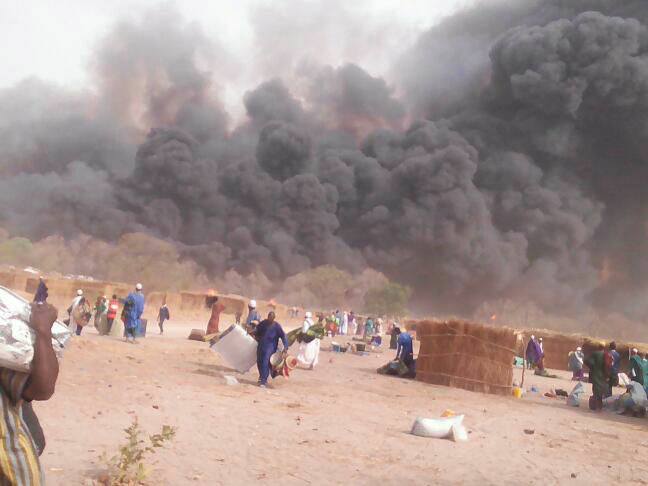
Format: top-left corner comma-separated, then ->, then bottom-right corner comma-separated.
270,352 -> 298,378
0,286 -> 72,372
534,368 -> 559,378
287,323 -> 326,346
377,359 -> 416,379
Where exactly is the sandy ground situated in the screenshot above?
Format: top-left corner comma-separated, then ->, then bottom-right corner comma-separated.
34,317 -> 648,485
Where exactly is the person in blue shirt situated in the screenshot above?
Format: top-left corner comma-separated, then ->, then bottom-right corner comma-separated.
124,283 -> 145,343
395,328 -> 414,370
254,311 -> 288,387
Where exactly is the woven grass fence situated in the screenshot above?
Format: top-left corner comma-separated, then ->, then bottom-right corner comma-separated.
416,320 -> 519,396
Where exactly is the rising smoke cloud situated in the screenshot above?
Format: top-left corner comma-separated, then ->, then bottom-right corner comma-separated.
2,1 -> 648,329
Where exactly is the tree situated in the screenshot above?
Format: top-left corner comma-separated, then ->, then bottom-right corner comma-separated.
0,236 -> 33,267
305,265 -> 351,309
364,282 -> 412,317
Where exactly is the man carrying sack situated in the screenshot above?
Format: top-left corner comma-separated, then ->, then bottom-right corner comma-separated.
0,302 -> 60,485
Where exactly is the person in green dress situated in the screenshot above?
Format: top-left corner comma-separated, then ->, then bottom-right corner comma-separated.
629,348 -> 647,387
585,344 -> 608,411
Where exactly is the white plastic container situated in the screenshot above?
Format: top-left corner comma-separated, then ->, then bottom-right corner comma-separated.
210,324 -> 258,373
0,286 -> 72,372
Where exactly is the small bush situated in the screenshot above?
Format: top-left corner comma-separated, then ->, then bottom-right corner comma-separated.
99,418 -> 176,485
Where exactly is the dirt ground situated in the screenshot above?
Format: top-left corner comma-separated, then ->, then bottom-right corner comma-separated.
35,316 -> 648,485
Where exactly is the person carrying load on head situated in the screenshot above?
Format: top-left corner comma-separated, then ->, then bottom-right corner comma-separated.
206,296 -> 224,337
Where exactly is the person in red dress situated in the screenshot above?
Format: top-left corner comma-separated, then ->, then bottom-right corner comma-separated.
206,297 -> 225,335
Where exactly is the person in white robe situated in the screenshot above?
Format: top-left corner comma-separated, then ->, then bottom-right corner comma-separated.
348,312 -> 357,335
340,311 -> 349,335
68,289 -> 85,333
297,311 -> 320,370
375,317 -> 384,334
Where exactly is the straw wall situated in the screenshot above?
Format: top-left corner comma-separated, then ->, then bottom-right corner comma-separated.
46,279 -> 132,306
180,292 -> 206,312
519,330 -> 583,370
218,295 -> 246,315
416,320 -> 518,396
0,271 -> 29,292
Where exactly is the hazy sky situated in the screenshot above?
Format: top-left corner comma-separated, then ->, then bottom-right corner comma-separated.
1,0 -> 468,118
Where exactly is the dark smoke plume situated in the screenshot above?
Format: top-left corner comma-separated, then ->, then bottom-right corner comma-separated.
2,1 -> 648,337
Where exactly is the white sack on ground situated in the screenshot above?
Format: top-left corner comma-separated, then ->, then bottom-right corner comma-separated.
411,415 -> 465,439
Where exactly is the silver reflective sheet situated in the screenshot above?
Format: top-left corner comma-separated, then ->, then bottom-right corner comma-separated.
0,285 -> 72,372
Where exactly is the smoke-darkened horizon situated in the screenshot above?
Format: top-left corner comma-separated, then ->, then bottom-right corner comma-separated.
2,0 -> 648,332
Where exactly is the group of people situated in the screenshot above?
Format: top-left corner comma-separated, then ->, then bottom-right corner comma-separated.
319,311 -> 394,339
246,302 -> 320,387
526,334 -> 648,412
586,343 -> 648,412
65,283 -> 146,342
231,301 -> 411,387
321,310 -> 354,336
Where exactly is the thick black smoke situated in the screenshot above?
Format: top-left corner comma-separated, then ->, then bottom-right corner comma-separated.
3,1 -> 648,331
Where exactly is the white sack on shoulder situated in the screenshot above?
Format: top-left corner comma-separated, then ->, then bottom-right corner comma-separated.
0,286 -> 72,372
